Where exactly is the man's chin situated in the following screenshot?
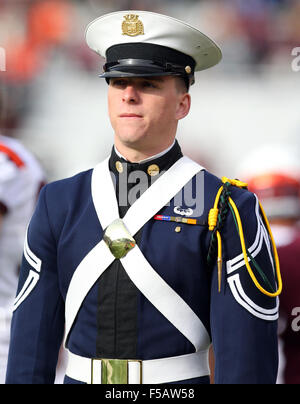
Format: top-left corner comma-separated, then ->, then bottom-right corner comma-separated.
116,132 -> 148,147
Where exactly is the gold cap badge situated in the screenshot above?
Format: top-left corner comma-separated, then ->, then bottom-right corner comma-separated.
122,14 -> 144,37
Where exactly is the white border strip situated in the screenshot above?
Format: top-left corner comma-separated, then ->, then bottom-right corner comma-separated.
227,196 -> 264,275
91,157 -> 119,230
64,240 -> 114,345
228,274 -> 279,321
64,156 -> 205,347
121,246 -> 210,352
123,156 -> 205,236
227,229 -> 264,275
23,228 -> 42,273
13,270 -> 40,311
13,231 -> 42,311
259,215 -> 275,274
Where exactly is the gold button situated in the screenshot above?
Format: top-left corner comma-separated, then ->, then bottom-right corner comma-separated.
147,164 -> 160,177
115,161 -> 123,173
185,66 -> 192,74
175,226 -> 181,233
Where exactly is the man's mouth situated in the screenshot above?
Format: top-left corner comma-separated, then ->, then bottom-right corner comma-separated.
119,113 -> 143,118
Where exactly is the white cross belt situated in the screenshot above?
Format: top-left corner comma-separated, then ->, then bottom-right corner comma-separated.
64,156 -> 210,353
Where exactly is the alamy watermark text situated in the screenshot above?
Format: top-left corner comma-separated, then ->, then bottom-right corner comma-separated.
291,47 -> 300,72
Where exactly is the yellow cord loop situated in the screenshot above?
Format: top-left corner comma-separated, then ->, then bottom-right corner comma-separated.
228,196 -> 282,297
208,179 -> 282,297
221,177 -> 248,189
208,208 -> 219,231
208,185 -> 224,291
216,230 -> 222,292
208,184 -> 224,231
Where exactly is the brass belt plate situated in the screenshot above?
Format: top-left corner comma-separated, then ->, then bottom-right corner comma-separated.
101,359 -> 128,384
91,358 -> 143,384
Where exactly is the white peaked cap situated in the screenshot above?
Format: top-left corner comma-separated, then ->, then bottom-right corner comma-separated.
85,10 -> 222,85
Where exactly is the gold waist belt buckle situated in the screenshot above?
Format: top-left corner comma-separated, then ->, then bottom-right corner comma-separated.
91,358 -> 143,384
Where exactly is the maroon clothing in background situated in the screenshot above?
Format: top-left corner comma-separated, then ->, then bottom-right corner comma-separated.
277,232 -> 300,384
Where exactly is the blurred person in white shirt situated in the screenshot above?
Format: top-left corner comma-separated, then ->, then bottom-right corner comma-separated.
0,133 -> 45,383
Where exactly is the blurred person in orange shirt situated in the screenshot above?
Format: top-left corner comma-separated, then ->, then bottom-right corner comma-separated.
3,0 -> 73,85
27,0 -> 72,48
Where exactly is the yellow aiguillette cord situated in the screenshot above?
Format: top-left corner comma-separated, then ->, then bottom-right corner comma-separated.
208,177 -> 282,297
228,195 -> 282,297
208,186 -> 223,292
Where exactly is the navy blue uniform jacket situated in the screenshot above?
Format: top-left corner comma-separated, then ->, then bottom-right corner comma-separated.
6,143 -> 279,384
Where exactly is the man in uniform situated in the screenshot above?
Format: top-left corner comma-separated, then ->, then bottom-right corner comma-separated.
6,11 -> 281,384
0,134 -> 45,383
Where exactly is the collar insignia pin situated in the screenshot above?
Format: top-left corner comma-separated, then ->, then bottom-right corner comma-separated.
147,164 -> 160,177
115,161 -> 124,173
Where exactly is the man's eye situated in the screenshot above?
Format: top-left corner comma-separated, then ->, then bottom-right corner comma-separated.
142,81 -> 157,89
111,79 -> 126,87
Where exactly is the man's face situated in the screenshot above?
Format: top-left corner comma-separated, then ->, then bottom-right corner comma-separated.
107,76 -> 190,158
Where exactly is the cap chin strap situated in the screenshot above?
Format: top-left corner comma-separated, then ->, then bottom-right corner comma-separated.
101,58 -> 194,88
104,58 -> 188,73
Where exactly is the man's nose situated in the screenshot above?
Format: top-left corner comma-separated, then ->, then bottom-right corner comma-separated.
122,85 -> 139,103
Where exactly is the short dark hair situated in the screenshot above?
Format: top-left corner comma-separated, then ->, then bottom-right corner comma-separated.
175,76 -> 189,93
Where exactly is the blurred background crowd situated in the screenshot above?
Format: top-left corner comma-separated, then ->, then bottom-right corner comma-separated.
0,0 -> 299,179
0,0 -> 299,384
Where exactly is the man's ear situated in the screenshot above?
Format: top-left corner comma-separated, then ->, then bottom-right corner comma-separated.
176,93 -> 191,121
